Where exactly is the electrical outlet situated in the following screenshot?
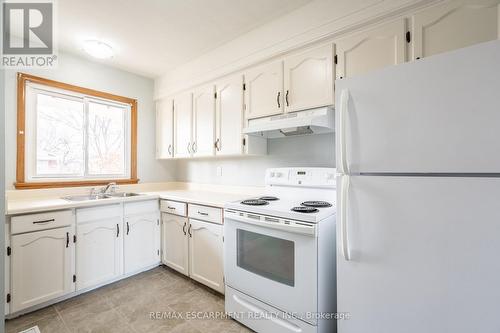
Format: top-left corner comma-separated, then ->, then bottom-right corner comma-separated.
216,166 -> 222,177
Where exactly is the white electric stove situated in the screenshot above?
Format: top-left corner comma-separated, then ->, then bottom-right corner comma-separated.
224,167 -> 337,333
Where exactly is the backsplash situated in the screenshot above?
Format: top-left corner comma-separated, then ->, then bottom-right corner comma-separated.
175,133 -> 335,187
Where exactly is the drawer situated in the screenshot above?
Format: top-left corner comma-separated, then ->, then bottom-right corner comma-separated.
188,204 -> 222,224
76,204 -> 122,223
160,200 -> 187,217
11,210 -> 73,234
124,200 -> 159,216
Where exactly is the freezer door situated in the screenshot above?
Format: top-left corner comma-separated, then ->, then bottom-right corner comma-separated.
337,175 -> 500,333
335,40 -> 500,174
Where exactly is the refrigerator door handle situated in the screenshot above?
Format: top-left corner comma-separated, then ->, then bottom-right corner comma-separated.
340,175 -> 351,261
339,89 -> 350,174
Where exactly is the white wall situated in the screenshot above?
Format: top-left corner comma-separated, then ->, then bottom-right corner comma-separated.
4,52 -> 176,189
175,133 -> 334,187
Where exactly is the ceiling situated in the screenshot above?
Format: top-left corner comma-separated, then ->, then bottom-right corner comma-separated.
57,0 -> 313,78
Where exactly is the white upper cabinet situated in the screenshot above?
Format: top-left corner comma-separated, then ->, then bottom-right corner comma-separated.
156,98 -> 174,159
173,91 -> 193,158
162,213 -> 189,276
244,60 -> 284,119
215,75 -> 244,156
188,219 -> 224,293
283,43 -> 334,112
192,85 -> 216,157
335,19 -> 407,79
412,0 -> 500,59
124,212 -> 161,274
11,226 -> 75,312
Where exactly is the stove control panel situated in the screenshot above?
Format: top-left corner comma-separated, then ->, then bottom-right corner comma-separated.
266,168 -> 336,188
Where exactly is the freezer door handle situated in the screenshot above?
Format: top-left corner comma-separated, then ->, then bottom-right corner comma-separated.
340,175 -> 351,261
339,89 -> 350,174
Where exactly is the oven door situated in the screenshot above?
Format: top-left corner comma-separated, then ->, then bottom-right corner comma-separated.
224,211 -> 318,323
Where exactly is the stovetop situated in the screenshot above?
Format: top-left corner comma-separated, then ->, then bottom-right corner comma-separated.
225,196 -> 336,223
225,167 -> 337,223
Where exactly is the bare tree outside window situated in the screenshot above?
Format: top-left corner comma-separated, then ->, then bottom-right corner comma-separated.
88,101 -> 126,175
30,88 -> 129,180
36,93 -> 84,175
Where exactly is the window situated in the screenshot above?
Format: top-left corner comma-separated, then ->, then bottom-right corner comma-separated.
16,73 -> 138,189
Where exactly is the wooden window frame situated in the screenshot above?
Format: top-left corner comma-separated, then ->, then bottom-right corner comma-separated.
15,73 -> 139,189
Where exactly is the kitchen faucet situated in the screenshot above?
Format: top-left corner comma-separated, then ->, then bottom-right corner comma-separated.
100,182 -> 117,194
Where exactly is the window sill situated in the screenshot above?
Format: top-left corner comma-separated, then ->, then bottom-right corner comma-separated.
14,178 -> 139,190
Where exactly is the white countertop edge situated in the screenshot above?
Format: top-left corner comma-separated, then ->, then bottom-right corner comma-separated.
7,189 -> 253,216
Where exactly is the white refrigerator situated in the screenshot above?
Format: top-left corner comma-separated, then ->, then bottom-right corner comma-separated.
335,40 -> 500,333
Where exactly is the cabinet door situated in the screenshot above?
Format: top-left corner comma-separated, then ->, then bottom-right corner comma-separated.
161,213 -> 189,276
156,98 -> 174,159
76,218 -> 123,290
192,85 -> 216,157
188,219 -> 224,293
124,213 -> 161,274
215,75 -> 244,156
173,91 -> 193,158
284,43 -> 334,112
244,60 -> 283,119
11,226 -> 75,312
413,0 -> 500,59
335,19 -> 406,79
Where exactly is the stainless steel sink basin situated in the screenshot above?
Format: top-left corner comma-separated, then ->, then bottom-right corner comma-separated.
62,194 -> 110,201
105,192 -> 142,198
62,192 -> 142,201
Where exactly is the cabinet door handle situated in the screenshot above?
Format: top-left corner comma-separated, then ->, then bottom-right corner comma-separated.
187,142 -> 191,154
214,138 -> 220,151
188,224 -> 192,238
277,91 -> 281,108
33,218 -> 55,224
197,211 -> 209,216
66,232 -> 69,248
168,144 -> 172,156
192,141 -> 197,153
285,90 -> 289,107
126,221 -> 130,235
116,224 -> 120,238
182,222 -> 187,236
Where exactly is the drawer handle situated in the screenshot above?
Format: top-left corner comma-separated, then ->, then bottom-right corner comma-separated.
66,232 -> 69,248
33,218 -> 55,224
167,206 -> 176,210
197,211 -> 209,216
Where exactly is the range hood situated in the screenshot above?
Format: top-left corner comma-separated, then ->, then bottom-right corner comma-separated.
243,107 -> 334,138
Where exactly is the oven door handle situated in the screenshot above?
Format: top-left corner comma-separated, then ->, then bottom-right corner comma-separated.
224,212 -> 316,236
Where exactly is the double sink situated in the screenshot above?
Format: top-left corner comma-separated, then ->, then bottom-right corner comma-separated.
63,192 -> 142,201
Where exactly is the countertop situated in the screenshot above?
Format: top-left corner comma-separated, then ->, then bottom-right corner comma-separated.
7,189 -> 253,215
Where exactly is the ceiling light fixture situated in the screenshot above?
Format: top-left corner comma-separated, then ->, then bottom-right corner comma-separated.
83,40 -> 114,59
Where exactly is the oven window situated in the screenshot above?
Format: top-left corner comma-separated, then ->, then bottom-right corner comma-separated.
237,229 -> 295,287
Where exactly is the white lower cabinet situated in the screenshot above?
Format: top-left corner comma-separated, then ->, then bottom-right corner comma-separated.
188,219 -> 224,293
161,201 -> 224,293
76,205 -> 123,291
162,213 -> 189,275
124,212 -> 161,274
11,224 -> 75,313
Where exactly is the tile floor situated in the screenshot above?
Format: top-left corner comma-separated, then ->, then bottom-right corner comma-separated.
5,266 -> 253,333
